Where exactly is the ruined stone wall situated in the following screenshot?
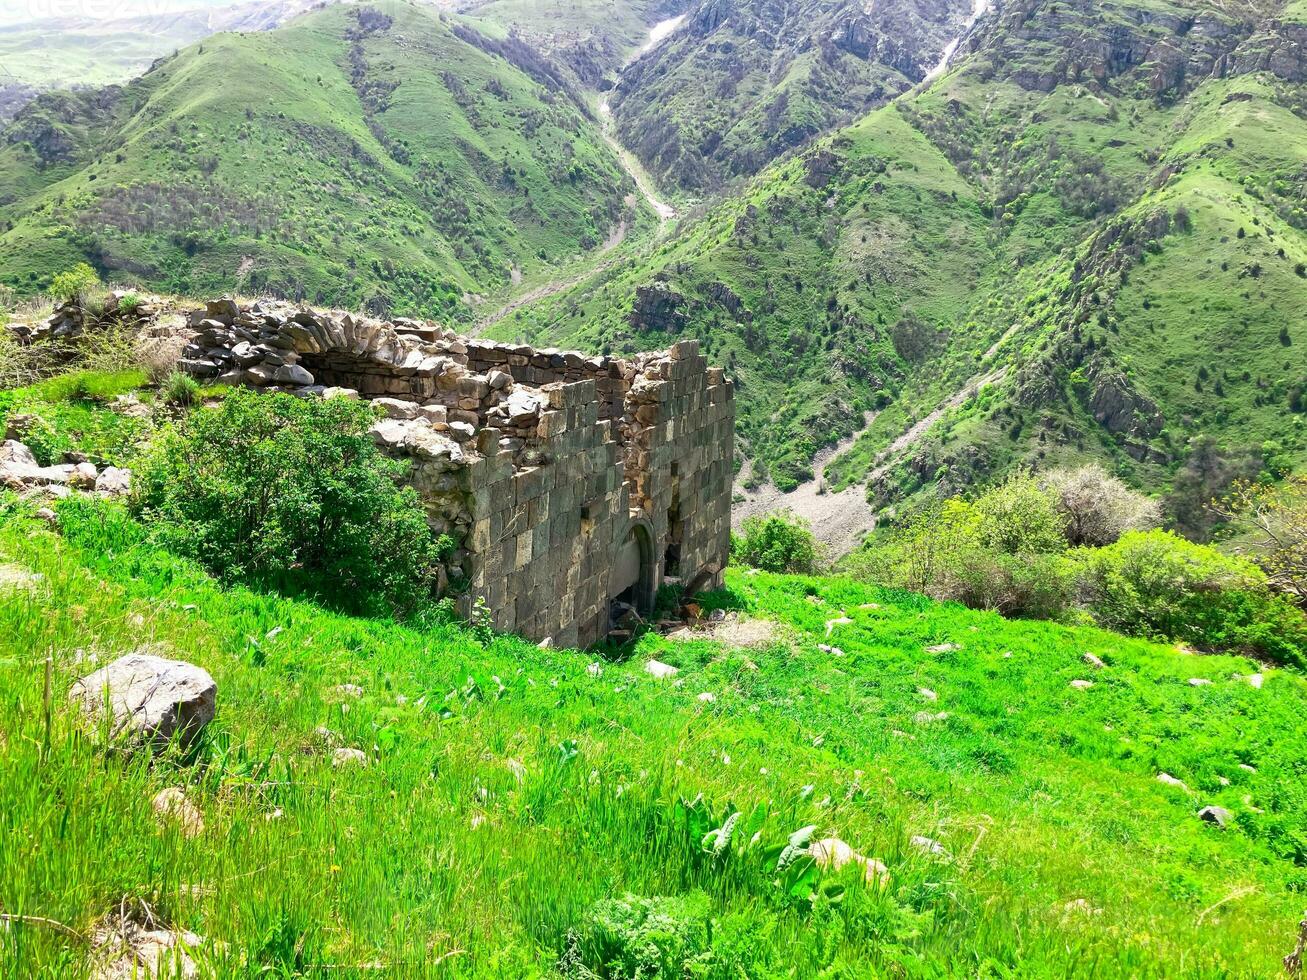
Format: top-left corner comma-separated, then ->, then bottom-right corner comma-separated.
463,380 -> 627,647
621,341 -> 734,595
179,299 -> 734,647
464,340 -> 628,423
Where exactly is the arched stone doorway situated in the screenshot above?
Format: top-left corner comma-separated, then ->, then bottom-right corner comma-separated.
609,517 -> 656,620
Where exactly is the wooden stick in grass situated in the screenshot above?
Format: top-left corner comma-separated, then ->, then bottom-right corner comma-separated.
0,913 -> 85,943
41,651 -> 52,764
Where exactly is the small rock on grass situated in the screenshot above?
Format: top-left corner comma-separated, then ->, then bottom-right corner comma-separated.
645,659 -> 678,679
91,914 -> 203,980
1157,772 -> 1191,793
1082,653 -> 1105,669
1061,898 -> 1102,917
1069,679 -> 1094,690
925,643 -> 959,654
151,788 -> 204,838
810,838 -> 889,888
70,654 -> 216,750
909,835 -> 950,858
0,563 -> 42,589
918,687 -> 938,702
332,747 -> 367,768
824,616 -> 853,636
1188,678 -> 1213,687
1198,805 -> 1232,829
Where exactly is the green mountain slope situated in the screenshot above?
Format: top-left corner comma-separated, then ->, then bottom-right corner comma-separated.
0,1 -> 638,321
2,498 -> 1304,974
607,0 -> 976,194
499,0 -> 1307,505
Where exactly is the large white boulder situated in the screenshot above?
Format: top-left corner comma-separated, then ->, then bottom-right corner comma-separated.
70,653 -> 217,749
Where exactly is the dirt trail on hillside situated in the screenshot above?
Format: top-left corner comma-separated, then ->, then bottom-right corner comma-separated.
867,366 -> 1008,483
475,20 -> 680,333
732,412 -> 879,559
476,205 -> 634,331
735,366 -> 1009,558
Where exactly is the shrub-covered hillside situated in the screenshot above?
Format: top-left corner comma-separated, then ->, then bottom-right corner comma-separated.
1,493 -> 1304,975
499,0 -> 1307,504
0,1 -> 640,322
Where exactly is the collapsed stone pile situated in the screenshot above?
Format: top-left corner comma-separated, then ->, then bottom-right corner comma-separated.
0,438 -> 131,499
6,291 -> 161,345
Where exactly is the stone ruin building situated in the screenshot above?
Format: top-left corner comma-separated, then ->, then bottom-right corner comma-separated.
179,299 -> 735,647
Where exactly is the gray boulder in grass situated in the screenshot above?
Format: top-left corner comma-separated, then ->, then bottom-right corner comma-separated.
70,653 -> 216,749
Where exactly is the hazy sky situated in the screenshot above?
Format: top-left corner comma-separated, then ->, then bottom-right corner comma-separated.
0,0 -> 240,26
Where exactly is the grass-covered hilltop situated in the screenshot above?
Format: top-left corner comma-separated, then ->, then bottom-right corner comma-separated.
0,281 -> 1301,976
1,0 -> 1306,972
1,470 -> 1305,976
0,1 -> 641,322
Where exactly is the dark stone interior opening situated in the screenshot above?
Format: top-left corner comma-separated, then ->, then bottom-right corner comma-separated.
298,351 -> 433,400
663,486 -> 683,580
609,521 -> 656,636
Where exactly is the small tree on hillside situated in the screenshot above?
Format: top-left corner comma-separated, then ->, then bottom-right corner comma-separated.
733,510 -> 820,574
1212,476 -> 1307,604
972,473 -> 1067,555
131,389 -> 450,615
47,263 -> 101,306
1165,435 -> 1263,541
1042,464 -> 1161,546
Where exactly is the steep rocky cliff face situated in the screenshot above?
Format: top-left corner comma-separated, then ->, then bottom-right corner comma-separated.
459,0 -> 689,87
607,0 -> 975,192
962,0 -> 1302,96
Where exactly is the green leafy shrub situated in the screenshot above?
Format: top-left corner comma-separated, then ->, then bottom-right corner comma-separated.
971,473 -> 1067,555
0,371 -> 153,466
130,388 -> 450,615
847,478 -> 1075,619
1074,530 -> 1307,666
733,510 -> 819,573
581,892 -> 714,979
161,370 -> 200,406
47,263 -> 101,305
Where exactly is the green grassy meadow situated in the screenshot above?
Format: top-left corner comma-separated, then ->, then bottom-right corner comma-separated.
0,490 -> 1303,976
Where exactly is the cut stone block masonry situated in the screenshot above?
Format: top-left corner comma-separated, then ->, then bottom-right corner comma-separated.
181,299 -> 734,646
